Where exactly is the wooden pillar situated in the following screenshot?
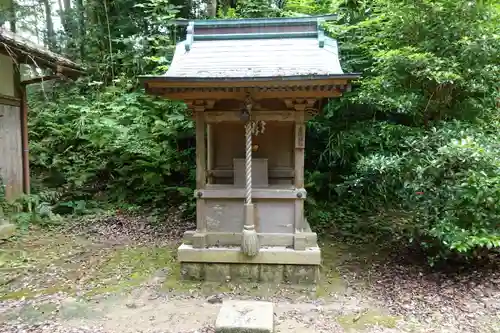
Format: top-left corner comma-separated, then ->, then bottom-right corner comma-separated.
195,110 -> 206,189
294,110 -> 305,188
20,86 -> 30,197
207,124 -> 214,184
193,109 -> 207,248
294,109 -> 306,249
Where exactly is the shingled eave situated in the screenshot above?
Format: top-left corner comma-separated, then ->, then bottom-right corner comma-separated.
139,73 -> 361,85
141,75 -> 361,102
0,28 -> 84,77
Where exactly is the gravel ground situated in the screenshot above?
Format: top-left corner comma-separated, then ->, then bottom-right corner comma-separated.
0,211 -> 499,333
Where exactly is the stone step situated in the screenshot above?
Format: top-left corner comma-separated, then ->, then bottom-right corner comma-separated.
215,300 -> 274,333
0,222 -> 16,240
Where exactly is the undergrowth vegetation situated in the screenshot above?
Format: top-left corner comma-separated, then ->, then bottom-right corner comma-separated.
28,79 -> 195,214
309,0 -> 500,261
2,0 -> 499,264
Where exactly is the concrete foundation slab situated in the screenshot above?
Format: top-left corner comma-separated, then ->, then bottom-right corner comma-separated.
180,262 -> 319,284
178,244 -> 320,284
178,244 -> 321,265
0,222 -> 15,240
215,300 -> 274,333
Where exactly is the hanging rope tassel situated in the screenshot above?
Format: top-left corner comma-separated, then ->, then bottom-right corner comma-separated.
241,120 -> 259,257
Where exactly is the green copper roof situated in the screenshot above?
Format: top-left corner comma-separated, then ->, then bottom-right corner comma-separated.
168,15 -> 337,27
151,16 -> 357,80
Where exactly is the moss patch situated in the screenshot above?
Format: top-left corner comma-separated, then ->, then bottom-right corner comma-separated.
1,297 -> 101,323
315,239 -> 395,298
7,303 -> 59,324
314,243 -> 350,298
0,231 -> 98,300
58,297 -> 102,320
84,245 -> 177,296
337,310 -> 400,330
0,230 -> 182,300
0,229 -> 398,306
0,286 -> 72,301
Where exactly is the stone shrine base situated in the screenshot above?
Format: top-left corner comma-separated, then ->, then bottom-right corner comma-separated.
178,244 -> 320,285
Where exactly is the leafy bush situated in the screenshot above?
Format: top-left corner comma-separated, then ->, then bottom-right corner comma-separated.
18,0 -> 500,263
305,0 -> 500,260
28,77 -> 196,215
1,178 -> 63,229
338,122 -> 500,258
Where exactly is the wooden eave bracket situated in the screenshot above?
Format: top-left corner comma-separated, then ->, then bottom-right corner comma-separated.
20,65 -> 84,86
285,98 -> 320,119
145,78 -> 351,89
21,73 -> 62,86
284,98 -> 317,111
146,84 -> 348,102
50,63 -> 85,79
186,99 -> 216,112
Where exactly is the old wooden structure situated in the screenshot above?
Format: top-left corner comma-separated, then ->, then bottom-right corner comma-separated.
0,24 -> 83,200
141,16 -> 360,283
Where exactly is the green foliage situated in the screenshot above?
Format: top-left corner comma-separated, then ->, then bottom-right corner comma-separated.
336,122 -> 500,257
283,0 -> 335,16
305,0 -> 500,261
28,77 -> 196,215
218,0 -> 283,18
9,195 -> 64,229
0,181 -> 63,229
13,0 -> 500,263
236,0 -> 282,17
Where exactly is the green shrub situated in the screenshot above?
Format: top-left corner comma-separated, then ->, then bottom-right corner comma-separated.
305,0 -> 500,260
28,77 -> 196,215
342,122 -> 500,259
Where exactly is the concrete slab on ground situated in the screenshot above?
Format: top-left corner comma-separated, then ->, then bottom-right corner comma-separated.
0,222 -> 15,240
215,300 -> 274,333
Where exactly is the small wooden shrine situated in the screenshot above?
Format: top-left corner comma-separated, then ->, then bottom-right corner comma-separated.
140,15 -> 360,283
0,25 -> 82,201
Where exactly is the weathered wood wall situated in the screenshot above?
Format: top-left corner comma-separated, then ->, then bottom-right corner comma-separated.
212,122 -> 293,169
211,121 -> 294,185
0,54 -> 15,97
0,103 -> 23,200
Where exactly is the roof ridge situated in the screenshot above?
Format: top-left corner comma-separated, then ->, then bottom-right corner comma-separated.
184,16 -> 329,51
169,15 -> 337,27
193,31 -> 318,41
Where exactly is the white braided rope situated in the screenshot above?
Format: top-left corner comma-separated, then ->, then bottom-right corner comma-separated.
245,121 -> 252,205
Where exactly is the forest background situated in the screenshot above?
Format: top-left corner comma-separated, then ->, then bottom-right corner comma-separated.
1,0 -> 499,264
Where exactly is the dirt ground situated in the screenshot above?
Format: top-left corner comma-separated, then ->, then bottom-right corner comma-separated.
0,213 -> 499,333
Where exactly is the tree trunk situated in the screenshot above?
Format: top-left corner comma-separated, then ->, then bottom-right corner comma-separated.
41,0 -> 56,50
75,0 -> 85,60
61,0 -> 71,31
57,0 -> 66,30
63,0 -> 70,11
8,0 -> 16,32
207,0 -> 217,17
